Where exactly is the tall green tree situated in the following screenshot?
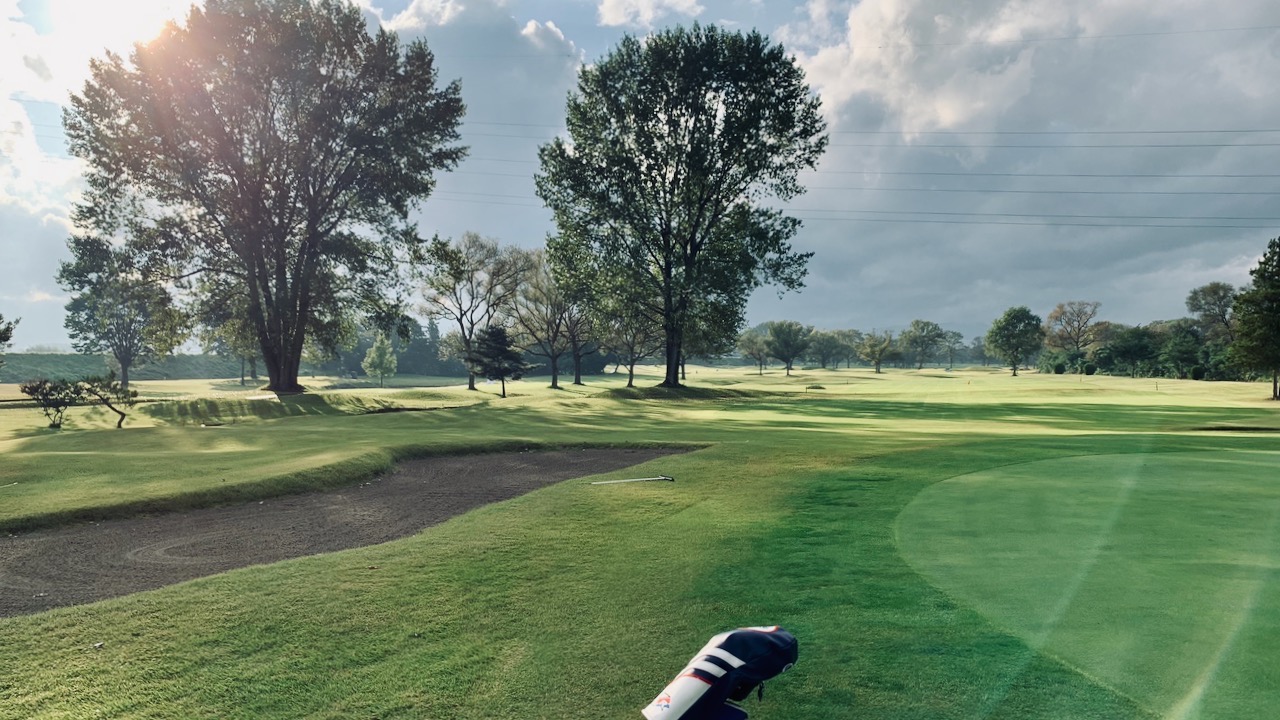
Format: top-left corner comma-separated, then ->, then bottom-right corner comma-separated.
64,0 -> 466,392
737,329 -> 770,375
858,331 -> 894,374
900,319 -> 946,370
537,24 -> 827,388
599,313 -> 664,388
807,331 -> 846,369
465,326 -> 530,399
765,320 -> 812,376
511,252 -> 570,390
942,330 -> 966,370
1187,282 -> 1239,343
58,235 -> 186,389
419,233 -> 531,391
986,307 -> 1046,376
0,314 -> 16,367
361,334 -> 398,388
1231,238 -> 1280,399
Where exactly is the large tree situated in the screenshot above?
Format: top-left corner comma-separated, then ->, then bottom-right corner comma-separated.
765,320 -> 812,376
1231,238 -> 1280,399
0,314 -> 16,366
858,331 -> 894,374
900,319 -> 945,370
1046,301 -> 1102,354
58,235 -> 186,389
64,0 -> 465,392
1186,282 -> 1238,343
986,307 -> 1046,376
419,233 -> 531,391
511,252 -> 570,390
537,24 -> 827,387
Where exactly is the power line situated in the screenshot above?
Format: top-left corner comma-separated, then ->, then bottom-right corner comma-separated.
829,141 -> 1280,149
857,23 -> 1280,49
805,185 -> 1280,196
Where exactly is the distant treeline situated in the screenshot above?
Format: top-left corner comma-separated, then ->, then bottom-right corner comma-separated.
0,354 -> 243,384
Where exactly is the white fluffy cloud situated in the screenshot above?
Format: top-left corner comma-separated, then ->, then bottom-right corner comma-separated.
597,0 -> 704,28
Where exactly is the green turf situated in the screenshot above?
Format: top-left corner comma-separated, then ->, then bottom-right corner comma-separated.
0,368 -> 1277,718
897,450 -> 1280,719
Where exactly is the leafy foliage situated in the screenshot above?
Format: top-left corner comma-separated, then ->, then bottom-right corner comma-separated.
538,24 -> 827,387
64,0 -> 466,392
0,313 -> 16,367
79,372 -> 139,429
900,319 -> 946,370
58,235 -> 185,388
464,326 -> 531,398
419,233 -> 532,390
765,320 -> 813,375
1231,237 -> 1280,399
361,334 -> 398,388
985,307 -> 1046,376
858,331 -> 895,374
19,379 -> 83,429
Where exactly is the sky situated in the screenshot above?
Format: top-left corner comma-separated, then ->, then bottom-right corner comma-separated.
3,0 -> 1279,350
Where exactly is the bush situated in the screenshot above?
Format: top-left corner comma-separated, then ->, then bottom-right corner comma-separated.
1053,363 -> 1067,375
806,384 -> 825,390
1083,363 -> 1097,376
1190,365 -> 1207,381
19,378 -> 83,428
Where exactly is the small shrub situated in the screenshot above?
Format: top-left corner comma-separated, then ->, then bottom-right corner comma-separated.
1053,363 -> 1067,375
1083,363 -> 1097,376
19,378 -> 83,428
806,384 -> 825,390
1190,366 -> 1207,381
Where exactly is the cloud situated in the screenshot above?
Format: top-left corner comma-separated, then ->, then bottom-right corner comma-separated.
751,0 -> 1278,335
597,0 -> 704,29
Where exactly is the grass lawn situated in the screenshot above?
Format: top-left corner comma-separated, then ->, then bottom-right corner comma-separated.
0,367 -> 1277,718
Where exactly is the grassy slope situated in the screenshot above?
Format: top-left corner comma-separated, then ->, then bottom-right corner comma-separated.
0,367 -> 1276,718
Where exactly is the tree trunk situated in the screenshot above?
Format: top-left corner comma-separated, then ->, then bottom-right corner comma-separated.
1273,370 -> 1278,400
627,363 -> 636,388
500,377 -> 507,398
240,357 -> 246,386
250,357 -> 258,380
120,360 -> 131,390
661,327 -> 682,387
550,356 -> 560,389
573,351 -> 584,385
786,362 -> 792,376
1012,361 -> 1019,377
467,371 -> 477,391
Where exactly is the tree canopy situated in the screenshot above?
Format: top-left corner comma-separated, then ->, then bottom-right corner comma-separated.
537,24 -> 827,388
1231,238 -> 1280,399
765,320 -> 812,376
64,0 -> 466,392
465,325 -> 530,398
986,307 -> 1046,376
58,235 -> 185,388
0,314 -> 16,366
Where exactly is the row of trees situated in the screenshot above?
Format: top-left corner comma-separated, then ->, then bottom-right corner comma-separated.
55,4 -> 825,396
38,1 -> 1280,400
728,237 -> 1280,399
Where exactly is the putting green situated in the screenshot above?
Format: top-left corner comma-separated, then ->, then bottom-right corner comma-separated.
897,450 -> 1280,720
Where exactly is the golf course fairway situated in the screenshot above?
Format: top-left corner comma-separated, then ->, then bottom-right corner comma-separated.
898,450 -> 1280,719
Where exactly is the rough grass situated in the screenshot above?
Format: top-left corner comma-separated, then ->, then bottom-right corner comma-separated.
0,368 -> 1277,718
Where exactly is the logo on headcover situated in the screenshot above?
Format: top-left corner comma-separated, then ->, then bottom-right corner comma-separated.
653,693 -> 672,711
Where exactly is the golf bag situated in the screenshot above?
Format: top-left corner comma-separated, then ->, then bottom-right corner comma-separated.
641,626 -> 798,720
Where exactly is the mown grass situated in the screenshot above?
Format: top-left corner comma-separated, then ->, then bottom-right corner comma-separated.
0,367 -> 1277,718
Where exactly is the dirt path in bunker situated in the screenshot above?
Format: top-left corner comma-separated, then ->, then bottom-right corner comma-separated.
0,447 -> 682,618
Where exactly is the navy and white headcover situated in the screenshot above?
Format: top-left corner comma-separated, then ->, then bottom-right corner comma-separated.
642,626 -> 798,720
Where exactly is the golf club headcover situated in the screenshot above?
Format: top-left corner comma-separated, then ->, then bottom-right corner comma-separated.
641,626 -> 798,720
